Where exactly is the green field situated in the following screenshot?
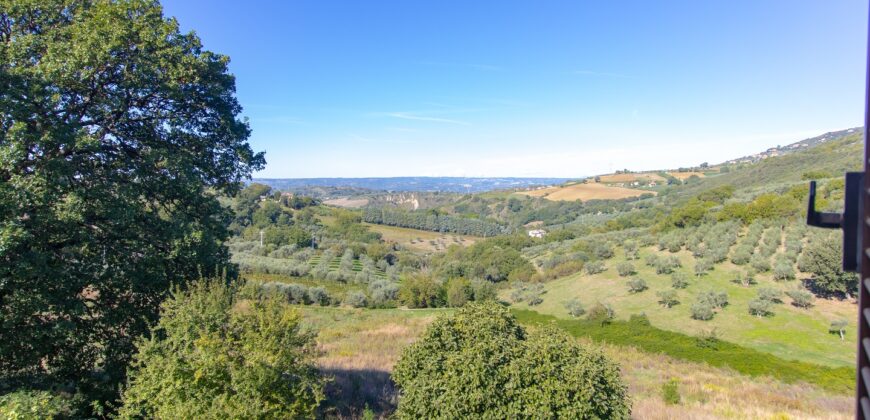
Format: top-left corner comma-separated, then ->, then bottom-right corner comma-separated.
508,247 -> 857,367
363,222 -> 479,252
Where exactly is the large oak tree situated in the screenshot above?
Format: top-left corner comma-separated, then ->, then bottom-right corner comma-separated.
0,0 -> 264,404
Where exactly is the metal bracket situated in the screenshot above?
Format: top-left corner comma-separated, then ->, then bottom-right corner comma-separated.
805,172 -> 864,272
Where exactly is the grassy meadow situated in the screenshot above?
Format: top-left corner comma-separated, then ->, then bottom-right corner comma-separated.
363,222 -> 479,252
508,246 -> 856,367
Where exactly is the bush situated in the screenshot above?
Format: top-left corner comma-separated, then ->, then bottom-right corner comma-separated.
773,261 -> 796,281
369,280 -> 400,308
470,279 -> 497,302
661,379 -> 681,405
564,298 -> 585,317
802,234 -> 858,296
0,390 -> 77,419
829,320 -> 848,340
585,261 -> 607,275
757,287 -> 783,303
697,290 -> 728,308
391,303 -> 630,419
786,289 -> 814,308
346,291 -> 368,308
627,278 -> 648,293
748,298 -> 773,317
307,286 -> 330,306
693,258 -> 713,277
657,289 -> 680,308
399,275 -> 444,308
446,278 -> 473,307
616,262 -> 636,277
120,281 -> 324,418
750,255 -> 771,272
690,302 -> 714,321
587,302 -> 616,325
671,272 -> 689,289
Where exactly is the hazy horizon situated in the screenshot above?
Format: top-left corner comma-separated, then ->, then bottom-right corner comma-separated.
162,1 -> 868,178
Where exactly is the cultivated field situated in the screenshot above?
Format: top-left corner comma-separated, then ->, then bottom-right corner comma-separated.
521,182 -> 655,201
363,223 -> 479,252
668,171 -> 706,180
510,247 -> 856,367
599,172 -> 666,184
300,306 -> 851,419
323,197 -> 370,208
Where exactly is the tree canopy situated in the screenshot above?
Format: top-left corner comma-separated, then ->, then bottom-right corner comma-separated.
392,303 -> 630,419
0,0 -> 263,406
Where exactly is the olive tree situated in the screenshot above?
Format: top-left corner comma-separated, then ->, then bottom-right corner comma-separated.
392,303 -> 630,419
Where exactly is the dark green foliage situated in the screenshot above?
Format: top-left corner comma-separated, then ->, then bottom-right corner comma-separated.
671,272 -> 690,289
446,278 -> 473,307
392,304 -> 631,419
307,287 -> 331,306
627,278 -> 648,293
661,379 -> 681,405
657,289 -> 680,308
801,233 -> 858,296
119,281 -> 323,418
399,275 -> 444,308
511,309 -> 854,393
435,239 -> 535,283
616,262 -> 636,277
0,390 -> 78,418
363,208 -> 509,236
0,1 -> 264,406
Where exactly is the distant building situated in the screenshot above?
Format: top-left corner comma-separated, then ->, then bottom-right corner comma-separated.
527,229 -> 547,239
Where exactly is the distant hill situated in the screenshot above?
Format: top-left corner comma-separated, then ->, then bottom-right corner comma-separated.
722,127 -> 861,165
251,177 -> 571,194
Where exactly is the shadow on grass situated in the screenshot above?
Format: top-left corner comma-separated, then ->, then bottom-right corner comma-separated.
318,368 -> 397,419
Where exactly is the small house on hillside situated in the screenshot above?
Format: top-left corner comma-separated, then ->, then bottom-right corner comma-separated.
528,229 -> 547,239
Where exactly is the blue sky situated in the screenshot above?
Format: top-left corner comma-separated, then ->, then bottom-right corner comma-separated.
161,1 -> 868,178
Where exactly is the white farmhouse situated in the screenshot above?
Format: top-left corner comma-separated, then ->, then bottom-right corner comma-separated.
528,229 -> 547,239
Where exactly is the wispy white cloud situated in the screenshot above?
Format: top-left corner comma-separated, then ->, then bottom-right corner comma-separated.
382,112 -> 471,125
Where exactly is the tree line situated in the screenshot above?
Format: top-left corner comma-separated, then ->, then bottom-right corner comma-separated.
363,208 -> 511,237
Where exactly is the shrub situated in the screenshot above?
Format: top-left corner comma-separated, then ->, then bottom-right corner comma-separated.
470,279 -> 497,302
119,281 -> 324,418
346,291 -> 368,308
690,302 -> 714,321
757,287 -> 783,303
657,289 -> 680,308
786,289 -> 814,308
661,378 -> 681,405
593,242 -> 615,259
286,283 -> 308,304
391,303 -> 630,419
369,280 -> 400,308
307,287 -> 330,306
773,261 -> 796,281
671,272 -> 689,289
0,390 -> 77,419
446,278 -> 473,307
627,278 -> 648,293
697,290 -> 728,308
750,255 -> 771,272
564,298 -> 585,317
585,261 -> 607,275
802,234 -> 858,296
616,262 -> 636,277
748,298 -> 773,317
693,258 -> 713,277
587,302 -> 616,325
399,275 -> 444,308
644,254 -> 659,267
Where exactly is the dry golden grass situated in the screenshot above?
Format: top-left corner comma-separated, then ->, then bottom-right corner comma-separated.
668,171 -> 707,180
599,172 -> 666,183
301,306 -> 851,419
363,223 -> 478,252
323,197 -> 370,208
521,182 -> 655,201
